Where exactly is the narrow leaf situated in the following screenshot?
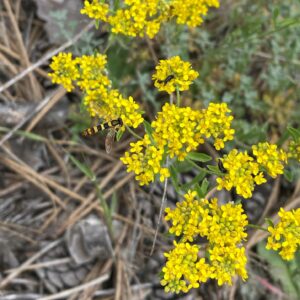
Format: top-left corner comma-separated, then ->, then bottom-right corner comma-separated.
69,154 -> 96,181
187,152 -> 212,162
287,126 -> 300,140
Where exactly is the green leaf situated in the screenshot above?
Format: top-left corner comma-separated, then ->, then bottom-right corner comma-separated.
287,126 -> 300,141
284,169 -> 294,182
143,120 -> 153,135
95,20 -> 100,30
17,131 -> 47,142
69,154 -> 96,182
186,152 -> 212,162
110,192 -> 118,215
181,170 -> 206,192
265,218 -> 274,228
169,165 -> 180,193
177,160 -> 194,173
199,178 -> 209,198
207,165 -> 223,176
194,183 -> 202,198
116,129 -> 124,141
272,7 -> 280,26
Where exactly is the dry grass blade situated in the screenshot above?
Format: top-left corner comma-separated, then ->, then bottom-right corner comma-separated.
39,273 -> 110,300
3,0 -> 42,99
257,177 -> 280,225
25,87 -> 66,132
0,21 -> 94,94
0,155 -> 65,209
0,240 -> 62,289
6,258 -> 72,273
0,225 -> 37,244
0,87 -> 64,146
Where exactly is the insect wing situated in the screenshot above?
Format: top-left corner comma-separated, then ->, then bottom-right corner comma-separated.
105,129 -> 116,154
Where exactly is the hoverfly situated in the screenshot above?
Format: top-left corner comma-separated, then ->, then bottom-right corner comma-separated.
157,74 -> 175,85
82,118 -> 123,154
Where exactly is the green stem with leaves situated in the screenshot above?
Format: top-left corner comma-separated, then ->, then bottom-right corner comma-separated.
247,224 -> 268,232
125,125 -> 143,140
186,158 -> 221,176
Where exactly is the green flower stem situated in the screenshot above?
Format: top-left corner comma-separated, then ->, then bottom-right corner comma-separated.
247,224 -> 269,232
125,125 -> 143,140
186,158 -> 218,176
95,184 -> 113,238
176,86 -> 181,106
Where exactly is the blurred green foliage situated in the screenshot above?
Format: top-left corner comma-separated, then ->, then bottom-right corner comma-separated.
258,241 -> 300,298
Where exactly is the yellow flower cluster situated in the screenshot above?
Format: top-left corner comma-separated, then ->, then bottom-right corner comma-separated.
165,192 -> 248,244
206,199 -> 248,246
80,0 -> 109,21
152,103 -> 203,161
48,53 -> 79,92
200,103 -> 235,150
80,0 -> 220,38
162,191 -> 248,293
48,52 -> 143,127
266,208 -> 300,260
152,56 -> 199,94
217,142 -> 287,198
252,142 -> 287,178
209,245 -> 248,285
164,191 -> 210,241
171,0 -> 220,27
216,150 -> 266,199
287,138 -> 300,162
120,134 -> 170,185
75,54 -> 110,90
122,102 -> 235,185
108,0 -> 168,38
161,242 -> 207,293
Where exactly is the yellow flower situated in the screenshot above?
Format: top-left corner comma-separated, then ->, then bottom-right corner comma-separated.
207,199 -> 248,246
170,0 -> 220,27
165,191 -> 211,241
252,142 -> 287,178
152,103 -> 204,161
163,192 -> 249,291
152,56 -> 199,94
165,192 -> 248,245
216,149 -> 266,198
161,241 -> 210,294
48,52 -> 80,92
108,0 -> 168,38
209,245 -> 248,285
81,0 -> 220,38
121,134 -> 169,185
122,102 -> 235,183
84,88 -> 143,127
80,0 -> 109,21
287,138 -> 300,162
200,103 -> 235,150
75,53 -> 111,90
266,208 -> 300,260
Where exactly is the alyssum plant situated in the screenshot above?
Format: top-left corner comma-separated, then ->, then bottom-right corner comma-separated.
48,0 -> 300,294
